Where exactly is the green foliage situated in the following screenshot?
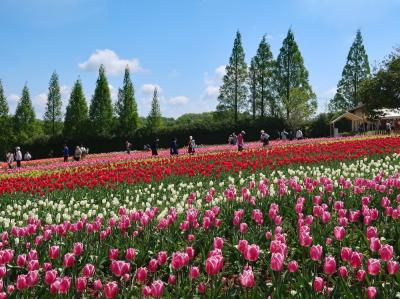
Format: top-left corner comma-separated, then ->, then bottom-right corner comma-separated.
361,48 -> 400,115
147,87 -> 163,130
89,65 -> 113,136
218,31 -> 248,123
64,79 -> 89,138
248,57 -> 258,120
115,67 -> 139,137
329,30 -> 370,112
253,35 -> 276,117
0,79 -> 9,117
14,85 -> 37,140
44,71 -> 63,136
275,29 -> 316,128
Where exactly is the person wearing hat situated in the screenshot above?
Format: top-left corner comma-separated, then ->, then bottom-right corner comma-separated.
15,147 -> 22,168
237,131 -> 245,152
188,136 -> 196,154
260,130 -> 270,147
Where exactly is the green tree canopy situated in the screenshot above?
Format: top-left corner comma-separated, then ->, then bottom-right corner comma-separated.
360,48 -> 400,115
0,79 -> 9,117
44,71 -> 63,136
275,29 -> 316,127
329,30 -> 370,112
217,31 -> 248,123
147,87 -> 163,130
64,79 -> 88,138
14,85 -> 36,139
89,65 -> 113,136
115,67 -> 139,137
254,35 -> 276,117
248,57 -> 258,120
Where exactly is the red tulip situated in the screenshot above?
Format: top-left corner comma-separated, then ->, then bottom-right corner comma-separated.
356,269 -> 366,281
168,275 -> 176,285
93,279 -> 102,290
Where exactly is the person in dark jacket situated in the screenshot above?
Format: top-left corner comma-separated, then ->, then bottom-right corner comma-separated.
63,145 -> 69,162
151,138 -> 159,156
170,138 -> 178,156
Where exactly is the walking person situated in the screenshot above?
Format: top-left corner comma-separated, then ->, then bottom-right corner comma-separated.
386,122 -> 392,135
15,147 -> 22,168
188,136 -> 196,154
170,138 -> 178,156
63,144 -> 69,162
126,141 -> 132,154
260,130 -> 270,147
232,133 -> 237,145
24,151 -> 32,161
237,131 -> 245,152
151,138 -> 159,156
281,129 -> 288,141
296,129 -> 303,140
74,146 -> 82,161
6,151 -> 13,169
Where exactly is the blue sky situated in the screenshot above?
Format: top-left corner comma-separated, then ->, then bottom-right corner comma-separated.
1,0 -> 399,119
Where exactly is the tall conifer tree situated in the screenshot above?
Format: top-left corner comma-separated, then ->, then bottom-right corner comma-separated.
64,79 -> 88,138
329,30 -> 370,111
115,67 -> 139,136
217,31 -> 248,123
248,58 -> 258,120
14,85 -> 36,138
89,65 -> 113,136
254,35 -> 276,117
275,29 -> 316,127
44,71 -> 63,136
147,87 -> 162,130
0,80 -> 9,117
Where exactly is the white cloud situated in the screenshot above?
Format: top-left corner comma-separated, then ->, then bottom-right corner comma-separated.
34,92 -> 47,106
168,96 -> 188,105
323,87 -> 337,98
202,65 -> 225,101
60,85 -> 71,100
79,49 -> 144,76
141,83 -> 162,94
108,84 -> 118,102
8,94 -> 20,102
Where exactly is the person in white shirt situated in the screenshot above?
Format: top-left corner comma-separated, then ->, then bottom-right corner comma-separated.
24,151 -> 32,161
6,152 -> 14,169
15,147 -> 22,168
296,129 -> 303,140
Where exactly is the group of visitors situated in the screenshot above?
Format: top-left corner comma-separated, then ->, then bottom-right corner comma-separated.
62,144 -> 89,162
277,129 -> 303,141
5,146 -> 31,169
228,131 -> 247,151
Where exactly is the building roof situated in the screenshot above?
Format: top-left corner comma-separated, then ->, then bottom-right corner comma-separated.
331,111 -> 364,124
375,108 -> 400,119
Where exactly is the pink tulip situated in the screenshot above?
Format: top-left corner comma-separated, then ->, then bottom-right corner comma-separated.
45,270 -> 58,285
0,267 -> 6,278
58,276 -> 71,294
340,247 -> 353,262
265,231 -> 272,240
270,253 -> 284,271
49,246 -> 60,259
367,258 -> 381,276
238,239 -> 248,254
135,267 -> 148,284
213,237 -> 224,249
189,266 -> 200,280
16,254 -> 27,267
350,251 -> 363,268
93,279 -> 102,290
7,285 -> 14,294
27,260 -> 39,271
369,238 -> 381,252
239,267 -> 255,288
171,252 -> 189,270
142,286 -> 152,296
197,282 -> 206,294
63,253 -> 75,268
387,260 -> 399,275
310,245 -> 323,261
205,254 -> 224,275
82,263 -> 95,277
367,286 -> 377,299
76,277 -> 87,292
73,242 -> 84,255
288,260 -> 298,272
43,262 -> 52,271
240,223 -> 248,233
108,248 -> 119,260
313,276 -> 324,293
188,234 -> 195,242
186,247 -> 195,260
339,266 -> 348,278
323,256 -> 336,275
111,260 -> 130,277
379,244 -> 393,261
168,275 -> 176,285
150,280 -> 164,298
148,259 -> 159,273
333,226 -> 346,240
104,281 -> 119,298
356,269 -> 366,281
157,251 -> 168,265
16,274 -> 27,290
245,244 -> 260,262
26,270 -> 39,287
0,292 -> 6,299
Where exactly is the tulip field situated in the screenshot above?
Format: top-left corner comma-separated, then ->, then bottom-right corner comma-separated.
1,136 -> 400,298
